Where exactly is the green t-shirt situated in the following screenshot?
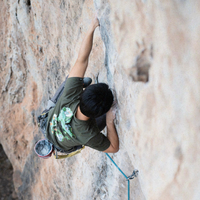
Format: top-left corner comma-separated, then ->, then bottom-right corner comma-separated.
46,77 -> 110,151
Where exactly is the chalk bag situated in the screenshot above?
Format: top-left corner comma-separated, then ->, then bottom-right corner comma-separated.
34,139 -> 53,159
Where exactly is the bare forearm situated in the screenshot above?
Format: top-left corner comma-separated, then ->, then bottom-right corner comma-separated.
77,26 -> 95,63
69,18 -> 99,78
107,122 -> 119,151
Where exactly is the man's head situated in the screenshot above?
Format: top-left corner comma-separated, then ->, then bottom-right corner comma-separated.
80,83 -> 113,118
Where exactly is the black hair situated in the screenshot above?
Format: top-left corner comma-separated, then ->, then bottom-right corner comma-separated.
80,83 -> 113,118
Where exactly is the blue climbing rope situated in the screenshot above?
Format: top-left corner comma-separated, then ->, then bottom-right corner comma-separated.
105,153 -> 139,200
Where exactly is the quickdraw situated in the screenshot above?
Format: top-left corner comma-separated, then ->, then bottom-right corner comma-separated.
105,153 -> 139,200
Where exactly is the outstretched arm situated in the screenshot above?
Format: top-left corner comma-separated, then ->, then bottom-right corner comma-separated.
68,17 -> 100,78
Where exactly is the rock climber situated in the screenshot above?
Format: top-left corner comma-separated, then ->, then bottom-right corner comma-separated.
38,17 -> 119,155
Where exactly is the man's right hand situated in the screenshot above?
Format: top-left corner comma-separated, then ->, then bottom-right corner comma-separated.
106,104 -> 117,124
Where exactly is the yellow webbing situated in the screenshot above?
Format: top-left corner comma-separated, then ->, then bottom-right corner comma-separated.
54,146 -> 85,159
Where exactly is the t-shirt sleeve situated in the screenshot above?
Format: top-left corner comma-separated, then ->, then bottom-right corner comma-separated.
60,77 -> 83,104
85,133 -> 111,151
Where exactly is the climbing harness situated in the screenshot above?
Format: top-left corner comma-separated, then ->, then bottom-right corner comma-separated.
105,153 -> 139,200
34,136 -> 85,159
54,146 -> 85,159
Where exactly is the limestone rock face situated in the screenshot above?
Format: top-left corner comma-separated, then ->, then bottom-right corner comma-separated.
0,0 -> 200,199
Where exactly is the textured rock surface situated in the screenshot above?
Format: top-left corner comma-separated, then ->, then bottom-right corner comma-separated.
0,144 -> 18,200
0,0 -> 200,199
